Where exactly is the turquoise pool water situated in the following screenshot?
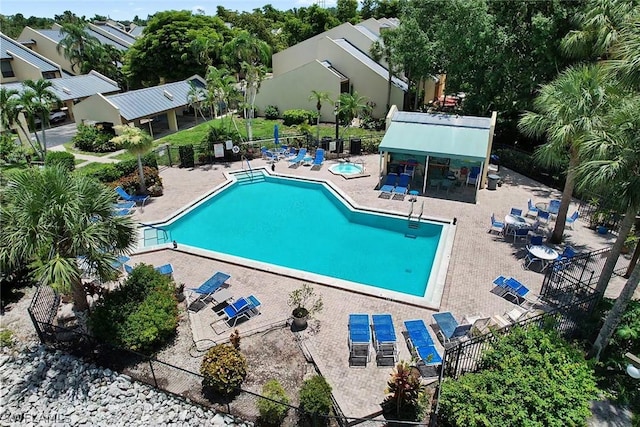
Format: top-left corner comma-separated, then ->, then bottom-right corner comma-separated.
155,174 -> 443,297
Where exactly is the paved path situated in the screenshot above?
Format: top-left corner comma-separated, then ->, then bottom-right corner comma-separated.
49,144 -> 125,167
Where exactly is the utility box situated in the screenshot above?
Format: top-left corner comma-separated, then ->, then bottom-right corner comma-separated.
349,138 -> 362,155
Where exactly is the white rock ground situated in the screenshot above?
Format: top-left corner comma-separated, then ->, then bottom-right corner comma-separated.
0,342 -> 250,427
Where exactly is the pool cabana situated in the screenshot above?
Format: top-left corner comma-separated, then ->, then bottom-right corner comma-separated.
378,111 -> 497,203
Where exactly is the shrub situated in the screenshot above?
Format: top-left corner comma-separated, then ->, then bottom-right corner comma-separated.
73,124 -> 121,153
113,166 -> 163,195
115,153 -> 158,176
200,344 -> 247,395
438,325 -> 598,427
179,145 -> 195,168
257,379 -> 290,425
0,329 -> 14,347
299,375 -> 332,423
264,105 -> 280,120
45,151 -> 75,171
78,153 -> 158,185
0,134 -> 19,163
89,264 -> 178,353
382,361 -> 426,421
360,137 -> 381,154
282,109 -> 317,126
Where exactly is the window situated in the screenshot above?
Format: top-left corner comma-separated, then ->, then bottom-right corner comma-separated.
41,71 -> 57,79
1,60 -> 15,78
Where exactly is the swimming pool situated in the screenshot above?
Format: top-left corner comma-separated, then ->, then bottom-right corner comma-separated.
144,170 -> 452,307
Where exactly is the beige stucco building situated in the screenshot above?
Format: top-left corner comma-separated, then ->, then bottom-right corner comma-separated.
1,32 -> 62,84
18,22 -> 133,76
255,18 -> 444,123
73,75 -> 206,136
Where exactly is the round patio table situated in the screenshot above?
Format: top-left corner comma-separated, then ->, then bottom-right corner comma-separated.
535,201 -> 560,215
526,245 -> 559,270
504,214 -> 529,236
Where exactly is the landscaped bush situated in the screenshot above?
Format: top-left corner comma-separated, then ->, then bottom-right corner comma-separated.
45,151 -> 75,171
298,375 -> 333,424
78,153 -> 159,188
115,153 -> 158,176
437,325 -> 598,427
282,109 -> 317,126
361,137 -> 382,154
360,115 -> 385,131
89,264 -> 178,353
73,124 -> 121,153
113,166 -> 163,195
257,379 -> 290,425
382,360 -> 428,421
264,105 -> 280,120
200,344 -> 248,395
178,145 -> 195,168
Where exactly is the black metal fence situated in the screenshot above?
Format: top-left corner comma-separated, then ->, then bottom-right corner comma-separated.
576,192 -> 623,232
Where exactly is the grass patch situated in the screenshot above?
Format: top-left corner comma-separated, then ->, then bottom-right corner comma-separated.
63,142 -> 117,157
76,162 -> 107,173
0,329 -> 14,347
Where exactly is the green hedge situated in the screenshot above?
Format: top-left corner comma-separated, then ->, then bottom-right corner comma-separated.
72,124 -> 121,153
282,109 -> 317,126
264,105 -> 279,120
45,151 -> 75,171
78,153 -> 158,183
200,344 -> 248,395
299,375 -> 333,424
89,264 -> 178,353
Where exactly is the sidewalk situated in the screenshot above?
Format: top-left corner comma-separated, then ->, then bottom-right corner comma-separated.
49,144 -> 125,168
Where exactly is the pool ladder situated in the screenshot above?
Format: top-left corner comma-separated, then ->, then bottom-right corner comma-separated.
241,155 -> 254,180
406,201 -> 424,237
353,159 -> 365,173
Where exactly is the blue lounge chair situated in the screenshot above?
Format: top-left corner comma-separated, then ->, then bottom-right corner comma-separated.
432,312 -> 472,344
404,319 -> 442,366
155,263 -> 174,276
287,148 -> 307,165
466,166 -> 481,186
115,186 -> 149,208
113,207 -> 135,216
349,314 -> 371,366
312,148 -> 325,167
113,201 -> 136,210
187,271 -> 231,312
264,150 -> 279,163
124,264 -> 134,274
379,173 -> 398,198
110,255 -> 130,271
220,295 -> 261,327
499,277 -> 539,307
372,314 -> 398,365
489,213 -> 504,235
392,173 -> 411,198
526,199 -> 538,218
566,211 -> 579,229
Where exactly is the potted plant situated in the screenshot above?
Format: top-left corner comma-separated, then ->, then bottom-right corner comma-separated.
288,284 -> 323,330
175,283 -> 185,302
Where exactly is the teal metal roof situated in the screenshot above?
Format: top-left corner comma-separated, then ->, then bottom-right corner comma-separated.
379,112 -> 491,161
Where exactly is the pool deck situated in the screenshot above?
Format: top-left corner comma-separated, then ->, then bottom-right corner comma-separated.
128,154 -> 634,419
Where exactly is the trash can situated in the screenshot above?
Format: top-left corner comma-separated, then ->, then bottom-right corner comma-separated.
487,174 -> 500,190
320,136 -> 331,151
349,138 -> 362,155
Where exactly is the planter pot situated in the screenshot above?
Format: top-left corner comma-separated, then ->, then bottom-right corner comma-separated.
292,315 -> 308,330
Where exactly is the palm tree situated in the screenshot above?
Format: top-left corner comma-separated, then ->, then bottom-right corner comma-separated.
57,21 -> 100,73
575,96 -> 640,360
561,0 -> 636,60
370,28 -> 399,113
607,8 -> 640,89
0,166 -> 137,311
518,64 -> 618,244
308,90 -> 332,145
22,79 -> 61,158
240,61 -> 267,141
111,126 -> 154,194
0,87 -> 19,131
0,87 -> 40,156
338,91 -> 371,139
187,81 -> 206,125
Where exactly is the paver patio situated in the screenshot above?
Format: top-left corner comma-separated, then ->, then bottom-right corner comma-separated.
126,153 -> 634,419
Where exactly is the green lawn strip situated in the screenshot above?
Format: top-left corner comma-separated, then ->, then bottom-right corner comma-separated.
75,162 -> 107,172
63,142 -> 114,157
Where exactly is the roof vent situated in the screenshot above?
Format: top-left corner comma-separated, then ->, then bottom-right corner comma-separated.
62,87 -> 72,94
163,90 -> 173,101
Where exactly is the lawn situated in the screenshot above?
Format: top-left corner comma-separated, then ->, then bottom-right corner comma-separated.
156,116 -> 384,148
63,142 -> 115,157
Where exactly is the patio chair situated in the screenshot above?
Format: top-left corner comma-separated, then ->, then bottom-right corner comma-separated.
548,199 -> 561,217
110,255 -> 130,272
523,236 -> 544,270
287,148 -> 307,165
155,263 -> 174,276
466,166 -> 481,187
526,199 -> 538,218
392,173 -> 411,199
312,148 -> 325,167
218,295 -> 262,327
510,208 -> 523,216
348,314 -> 371,367
537,210 -> 551,224
124,264 -> 134,274
566,211 -> 579,229
113,207 -> 135,216
404,159 -> 418,177
372,314 -> 398,365
528,221 -> 543,239
431,312 -> 472,345
404,319 -> 442,367
264,150 -> 279,163
115,186 -> 149,209
510,227 -> 530,244
113,201 -> 136,211
187,271 -> 231,312
379,173 -> 398,198
489,213 -> 504,235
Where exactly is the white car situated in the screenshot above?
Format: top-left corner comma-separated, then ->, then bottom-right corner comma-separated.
49,111 -> 67,123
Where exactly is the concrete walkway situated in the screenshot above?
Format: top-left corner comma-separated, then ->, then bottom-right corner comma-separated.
49,144 -> 125,167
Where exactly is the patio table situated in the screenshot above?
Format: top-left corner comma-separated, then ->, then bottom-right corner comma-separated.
504,214 -> 530,237
535,201 -> 560,215
525,245 -> 559,270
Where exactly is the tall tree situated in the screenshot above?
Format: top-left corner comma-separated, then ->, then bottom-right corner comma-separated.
0,87 -> 40,156
519,65 -> 618,244
57,21 -> 100,74
337,0 -> 359,23
187,82 -> 207,124
338,91 -> 371,138
576,96 -> 640,359
111,126 -> 154,194
0,166 -> 136,311
21,79 -> 61,159
308,90 -> 332,144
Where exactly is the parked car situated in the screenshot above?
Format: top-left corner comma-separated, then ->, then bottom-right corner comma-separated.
34,110 -> 67,125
